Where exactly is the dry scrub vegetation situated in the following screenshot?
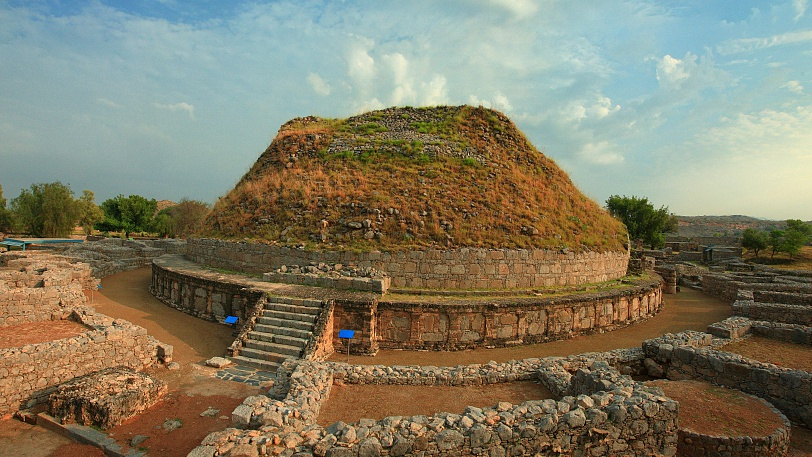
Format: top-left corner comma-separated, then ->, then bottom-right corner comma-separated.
202,106 -> 627,252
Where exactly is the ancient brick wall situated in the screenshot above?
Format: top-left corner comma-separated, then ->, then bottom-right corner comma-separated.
0,308 -> 161,417
187,238 -> 629,290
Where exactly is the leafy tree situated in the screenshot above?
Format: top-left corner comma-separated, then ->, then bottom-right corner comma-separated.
768,230 -> 784,259
98,194 -> 158,237
76,190 -> 104,236
605,195 -> 676,249
0,184 -> 17,234
10,182 -> 81,237
782,219 -> 811,260
741,228 -> 768,257
151,198 -> 211,238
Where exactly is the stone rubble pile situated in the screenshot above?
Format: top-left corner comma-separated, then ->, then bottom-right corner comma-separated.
48,367 -> 168,429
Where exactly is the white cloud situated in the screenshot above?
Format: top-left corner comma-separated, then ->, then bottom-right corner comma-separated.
307,73 -> 331,96
794,0 -> 807,21
96,98 -> 123,109
346,37 -> 376,86
420,75 -> 448,106
693,105 -> 812,160
656,54 -> 692,88
717,30 -> 812,55
487,0 -> 539,20
153,102 -> 195,119
577,141 -> 624,165
782,80 -> 804,94
467,92 -> 512,112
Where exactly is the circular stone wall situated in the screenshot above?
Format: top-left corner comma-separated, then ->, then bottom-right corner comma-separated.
187,238 -> 629,290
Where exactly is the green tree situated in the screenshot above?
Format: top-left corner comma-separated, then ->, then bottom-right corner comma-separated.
10,182 -> 81,237
150,199 -> 211,238
0,184 -> 17,234
741,228 -> 768,257
605,195 -> 676,249
768,230 -> 784,259
76,190 -> 104,236
782,219 -> 811,260
99,194 -> 158,237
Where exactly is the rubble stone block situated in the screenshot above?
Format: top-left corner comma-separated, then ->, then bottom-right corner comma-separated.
47,367 -> 167,429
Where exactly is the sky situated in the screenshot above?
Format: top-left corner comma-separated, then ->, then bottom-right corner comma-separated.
1,0 -> 810,220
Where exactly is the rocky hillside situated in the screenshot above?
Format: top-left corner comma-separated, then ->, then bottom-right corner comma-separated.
201,106 -> 627,252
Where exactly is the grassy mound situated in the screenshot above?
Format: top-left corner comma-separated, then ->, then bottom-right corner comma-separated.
202,105 -> 627,252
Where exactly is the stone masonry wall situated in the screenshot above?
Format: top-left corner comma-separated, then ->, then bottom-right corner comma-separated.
187,238 -> 629,290
0,307 -> 162,417
151,259 -> 266,324
643,331 -> 812,428
0,258 -> 94,326
733,299 -> 812,326
360,278 -> 663,351
195,356 -> 678,457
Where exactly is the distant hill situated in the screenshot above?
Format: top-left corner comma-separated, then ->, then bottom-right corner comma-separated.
676,215 -> 788,237
201,105 -> 627,252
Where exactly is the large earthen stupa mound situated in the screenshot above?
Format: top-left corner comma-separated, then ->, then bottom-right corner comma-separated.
202,105 -> 627,253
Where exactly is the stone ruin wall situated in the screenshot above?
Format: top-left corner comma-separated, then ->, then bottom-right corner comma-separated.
187,238 -> 629,291
0,308 -> 163,417
150,259 -> 266,324
331,278 -> 663,353
0,257 -> 93,327
0,253 -> 167,417
644,329 -> 812,430
195,352 -> 679,457
702,271 -> 812,304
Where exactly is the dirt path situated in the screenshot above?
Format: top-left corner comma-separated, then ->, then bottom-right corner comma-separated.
329,287 -> 732,366
0,268 -> 260,457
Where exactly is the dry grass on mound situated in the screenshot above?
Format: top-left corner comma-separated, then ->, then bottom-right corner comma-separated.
202,106 -> 627,252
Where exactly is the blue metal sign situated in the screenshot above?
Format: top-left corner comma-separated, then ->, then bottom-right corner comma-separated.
338,329 -> 355,339
224,316 -> 239,324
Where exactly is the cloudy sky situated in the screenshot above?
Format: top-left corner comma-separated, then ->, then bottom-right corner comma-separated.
1,1 -> 810,220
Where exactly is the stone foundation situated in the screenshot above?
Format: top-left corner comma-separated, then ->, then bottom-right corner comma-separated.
643,330 -> 812,428
196,356 -> 678,457
187,238 -> 629,291
48,367 -> 167,429
0,308 -> 165,417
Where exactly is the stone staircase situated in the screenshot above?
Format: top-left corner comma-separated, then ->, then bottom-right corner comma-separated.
230,298 -> 323,371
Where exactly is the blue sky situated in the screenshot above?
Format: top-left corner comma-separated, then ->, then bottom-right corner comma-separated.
1,0 -> 810,220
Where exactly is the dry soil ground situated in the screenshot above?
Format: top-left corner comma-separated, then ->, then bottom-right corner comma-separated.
1,268 -> 810,456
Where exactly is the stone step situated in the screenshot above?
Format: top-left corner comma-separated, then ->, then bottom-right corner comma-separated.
258,316 -> 315,331
254,323 -> 312,340
262,309 -> 319,324
243,339 -> 302,358
238,346 -> 294,365
247,330 -> 308,349
265,302 -> 322,315
228,355 -> 282,372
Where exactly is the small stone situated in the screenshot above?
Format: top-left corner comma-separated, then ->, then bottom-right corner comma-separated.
130,435 -> 149,447
200,407 -> 220,417
205,357 -> 232,368
167,362 -> 181,371
162,418 -> 183,431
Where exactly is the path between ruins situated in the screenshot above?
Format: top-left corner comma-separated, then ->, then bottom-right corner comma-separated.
0,267 -> 734,456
